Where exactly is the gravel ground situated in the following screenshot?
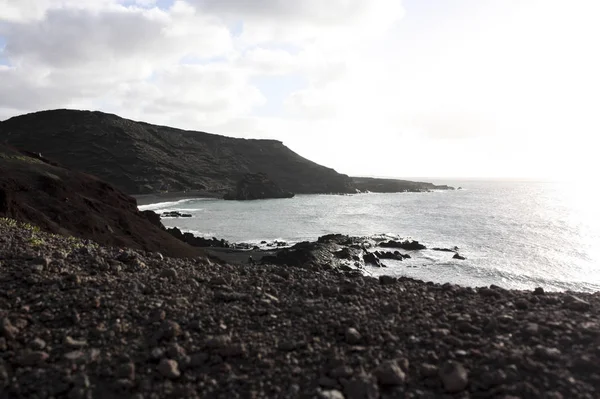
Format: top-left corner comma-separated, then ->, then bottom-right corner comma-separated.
1,218 -> 599,398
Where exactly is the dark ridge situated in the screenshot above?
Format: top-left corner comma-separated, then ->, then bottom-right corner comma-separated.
0,109 -> 453,196
0,109 -> 354,195
0,143 -> 201,258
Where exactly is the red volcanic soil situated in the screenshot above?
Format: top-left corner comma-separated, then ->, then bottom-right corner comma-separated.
0,143 -> 201,258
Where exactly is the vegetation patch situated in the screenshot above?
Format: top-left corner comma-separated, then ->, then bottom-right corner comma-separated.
0,153 -> 44,164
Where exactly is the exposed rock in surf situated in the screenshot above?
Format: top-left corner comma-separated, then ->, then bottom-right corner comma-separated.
432,247 -> 459,253
380,240 -> 426,250
161,211 -> 192,218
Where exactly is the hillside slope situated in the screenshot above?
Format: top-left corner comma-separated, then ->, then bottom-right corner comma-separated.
0,109 -> 356,195
0,109 -> 452,195
0,143 -> 201,257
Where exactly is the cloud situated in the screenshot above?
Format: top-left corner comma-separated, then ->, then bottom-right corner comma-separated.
3,4 -> 231,68
3,0 -> 597,178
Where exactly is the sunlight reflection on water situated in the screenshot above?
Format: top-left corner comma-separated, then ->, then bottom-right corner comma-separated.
144,181 -> 600,292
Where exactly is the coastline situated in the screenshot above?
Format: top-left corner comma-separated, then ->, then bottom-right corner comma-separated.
133,190 -> 222,206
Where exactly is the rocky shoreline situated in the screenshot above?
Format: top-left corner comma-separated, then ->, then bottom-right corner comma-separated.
1,218 -> 599,398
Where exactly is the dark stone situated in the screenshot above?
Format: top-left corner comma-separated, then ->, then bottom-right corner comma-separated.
379,240 -> 426,250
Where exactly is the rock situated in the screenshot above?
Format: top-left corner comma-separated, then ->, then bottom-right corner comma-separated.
420,363 -> 438,378
564,295 -> 591,311
379,275 -> 396,285
318,389 -> 345,399
533,287 -> 545,295
223,173 -> 295,200
64,336 -> 87,348
157,359 -> 180,379
1,318 -> 18,340
64,351 -> 85,361
342,376 -> 379,399
345,328 -> 362,344
205,335 -> 231,349
380,240 -> 426,250
534,345 -> 562,361
161,211 -> 192,218
439,361 -> 468,393
363,252 -> 381,267
167,343 -> 187,359
18,351 -> 49,366
432,247 -> 459,253
452,253 -> 466,260
479,287 -> 502,298
30,337 -> 47,350
374,361 -> 406,386
330,365 -> 353,379
159,268 -> 178,279
523,323 -> 539,336
151,347 -> 165,359
515,298 -> 529,310
116,362 -> 136,381
160,321 -> 181,340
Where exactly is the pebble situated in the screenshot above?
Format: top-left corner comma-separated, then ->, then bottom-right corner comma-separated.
534,345 -> 562,361
439,361 -> 469,392
374,361 -> 406,386
116,362 -> 136,380
330,365 -> 353,379
523,323 -> 539,336
159,268 -> 178,279
65,336 -> 88,348
420,363 -> 438,378
1,318 -> 19,340
342,376 -> 379,399
65,350 -> 85,361
30,337 -> 47,350
160,320 -> 181,340
345,327 -> 362,344
564,295 -> 591,311
167,343 -> 187,359
18,351 -> 50,366
318,389 -> 345,399
157,359 -> 180,379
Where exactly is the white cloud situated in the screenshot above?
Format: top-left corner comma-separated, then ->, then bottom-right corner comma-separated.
1,0 -> 599,179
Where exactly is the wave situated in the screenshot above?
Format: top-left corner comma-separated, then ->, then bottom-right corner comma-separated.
138,198 -> 202,211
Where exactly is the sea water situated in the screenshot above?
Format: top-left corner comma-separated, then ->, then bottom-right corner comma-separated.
139,181 -> 600,292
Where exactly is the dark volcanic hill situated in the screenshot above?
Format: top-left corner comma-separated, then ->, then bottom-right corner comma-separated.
0,109 -> 356,195
0,109 -> 452,196
0,143 -> 201,257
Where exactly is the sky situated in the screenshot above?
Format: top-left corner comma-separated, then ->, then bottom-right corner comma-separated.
0,0 -> 599,180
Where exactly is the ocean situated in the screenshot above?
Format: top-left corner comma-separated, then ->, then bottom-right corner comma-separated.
138,180 -> 600,293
